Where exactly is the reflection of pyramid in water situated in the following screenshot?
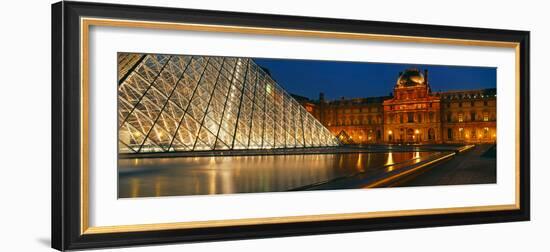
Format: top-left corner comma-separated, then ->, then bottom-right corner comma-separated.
118,53 -> 339,153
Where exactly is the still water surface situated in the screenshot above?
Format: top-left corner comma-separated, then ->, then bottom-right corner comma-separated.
118,152 -> 432,198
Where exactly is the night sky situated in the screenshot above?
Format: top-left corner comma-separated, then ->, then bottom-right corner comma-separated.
253,58 -> 496,101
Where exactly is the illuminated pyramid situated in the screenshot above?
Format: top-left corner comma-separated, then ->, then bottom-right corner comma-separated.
117,53 -> 340,153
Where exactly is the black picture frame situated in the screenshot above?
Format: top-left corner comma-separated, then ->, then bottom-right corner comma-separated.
52,1 -> 530,251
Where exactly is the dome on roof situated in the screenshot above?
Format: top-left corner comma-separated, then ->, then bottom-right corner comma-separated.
397,68 -> 426,87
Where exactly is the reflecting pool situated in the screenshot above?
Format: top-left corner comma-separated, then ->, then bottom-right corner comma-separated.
118,152 -> 433,198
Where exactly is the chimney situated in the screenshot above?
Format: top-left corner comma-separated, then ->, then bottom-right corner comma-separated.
424,69 -> 429,85
319,92 -> 325,102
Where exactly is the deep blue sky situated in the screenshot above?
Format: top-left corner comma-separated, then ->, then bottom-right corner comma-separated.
253,58 -> 496,101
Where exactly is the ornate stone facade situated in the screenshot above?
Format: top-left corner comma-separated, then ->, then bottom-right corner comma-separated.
297,68 -> 496,144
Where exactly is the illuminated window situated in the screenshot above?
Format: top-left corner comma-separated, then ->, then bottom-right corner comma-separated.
483,112 -> 489,121
458,113 -> 463,122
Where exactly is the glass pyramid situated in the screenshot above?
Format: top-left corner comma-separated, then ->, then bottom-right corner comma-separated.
117,53 -> 340,154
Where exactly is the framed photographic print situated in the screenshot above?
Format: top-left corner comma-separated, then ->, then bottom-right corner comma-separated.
52,1 -> 530,250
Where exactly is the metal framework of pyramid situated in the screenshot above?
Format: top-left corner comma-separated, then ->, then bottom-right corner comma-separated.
117,53 -> 339,154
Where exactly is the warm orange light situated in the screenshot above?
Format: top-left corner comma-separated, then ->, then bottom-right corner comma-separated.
414,129 -> 420,134
388,130 -> 393,135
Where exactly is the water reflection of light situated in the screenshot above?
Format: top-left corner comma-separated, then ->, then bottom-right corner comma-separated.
413,151 -> 421,163
155,177 -> 161,196
367,153 -> 372,166
385,152 -> 394,166
221,170 -> 234,194
209,170 -> 217,194
131,178 -> 140,197
356,153 -> 363,171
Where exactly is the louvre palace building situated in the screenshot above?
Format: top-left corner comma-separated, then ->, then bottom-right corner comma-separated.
297,68 -> 496,144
